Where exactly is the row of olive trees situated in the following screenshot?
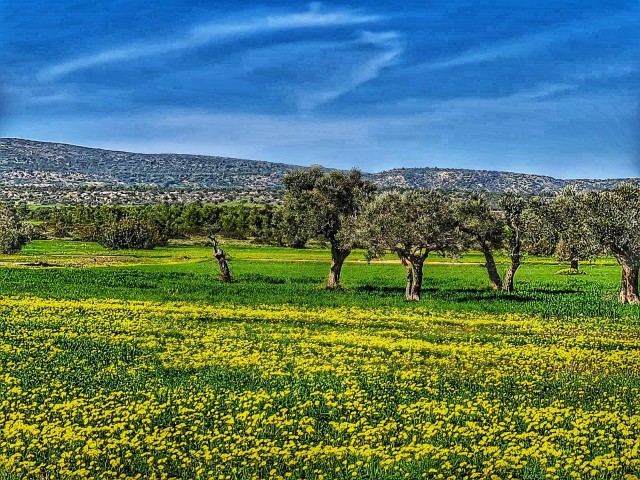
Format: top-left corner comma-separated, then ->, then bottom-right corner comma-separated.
282,167 -> 640,304
2,167 -> 639,304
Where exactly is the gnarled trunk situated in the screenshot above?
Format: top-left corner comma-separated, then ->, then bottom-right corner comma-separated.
327,247 -> 350,289
402,257 -> 424,301
611,248 -> 640,304
480,242 -> 502,290
502,229 -> 522,292
618,260 -> 640,304
502,253 -> 520,292
570,258 -> 579,270
209,236 -> 232,283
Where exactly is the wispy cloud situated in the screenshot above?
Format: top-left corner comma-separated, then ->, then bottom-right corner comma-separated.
298,31 -> 403,110
39,3 -> 381,81
7,84 -> 636,177
575,61 -> 638,81
420,7 -> 640,71
512,83 -> 577,100
402,86 -> 634,126
3,84 -> 125,110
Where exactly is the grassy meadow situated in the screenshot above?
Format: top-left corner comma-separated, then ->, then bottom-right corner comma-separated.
0,240 -> 639,479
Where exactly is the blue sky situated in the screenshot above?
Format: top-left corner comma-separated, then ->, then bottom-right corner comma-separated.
2,1 -> 638,178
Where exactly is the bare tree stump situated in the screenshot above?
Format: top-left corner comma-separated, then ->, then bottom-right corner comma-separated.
208,236 -> 232,283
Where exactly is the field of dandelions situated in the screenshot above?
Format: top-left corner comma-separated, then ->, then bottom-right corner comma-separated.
0,241 -> 639,479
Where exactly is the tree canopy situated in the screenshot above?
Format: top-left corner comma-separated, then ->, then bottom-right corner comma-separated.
361,190 -> 462,301
283,167 -> 374,289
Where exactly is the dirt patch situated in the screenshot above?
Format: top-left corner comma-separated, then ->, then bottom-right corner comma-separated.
0,255 -> 139,268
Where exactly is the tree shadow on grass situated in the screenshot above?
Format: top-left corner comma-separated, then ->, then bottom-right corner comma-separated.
354,285 -> 406,294
528,287 -> 581,295
346,282 -> 594,307
445,292 -> 535,303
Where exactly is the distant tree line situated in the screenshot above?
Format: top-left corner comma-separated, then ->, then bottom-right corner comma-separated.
27,203 -> 285,247
3,167 -> 640,304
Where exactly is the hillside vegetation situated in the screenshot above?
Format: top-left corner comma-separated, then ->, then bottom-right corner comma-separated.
2,138 -> 638,196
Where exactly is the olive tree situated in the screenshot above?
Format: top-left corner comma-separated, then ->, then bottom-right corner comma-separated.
0,207 -> 32,254
277,202 -> 316,249
283,167 -> 374,289
455,194 -> 505,290
551,188 -> 601,270
499,192 -> 528,292
580,184 -> 640,304
360,190 -> 462,301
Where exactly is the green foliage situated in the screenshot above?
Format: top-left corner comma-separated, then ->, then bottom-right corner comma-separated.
30,202 -> 284,243
95,218 -> 167,250
0,207 -> 32,254
551,188 -> 602,262
282,167 -> 374,249
362,190 -> 463,261
522,198 -> 557,256
499,192 -> 528,250
455,193 -> 504,250
580,183 -> 640,259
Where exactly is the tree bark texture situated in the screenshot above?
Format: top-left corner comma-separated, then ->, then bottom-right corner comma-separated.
503,254 -> 520,292
402,257 -> 424,301
327,247 -> 350,289
480,243 -> 503,290
570,258 -> 579,270
209,236 -> 232,283
618,260 -> 640,304
611,247 -> 640,304
502,229 -> 522,292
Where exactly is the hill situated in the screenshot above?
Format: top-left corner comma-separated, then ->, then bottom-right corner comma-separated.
0,138 -> 299,190
1,138 -> 638,195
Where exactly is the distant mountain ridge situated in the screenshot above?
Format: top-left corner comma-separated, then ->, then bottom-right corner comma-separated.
1,138 -> 638,195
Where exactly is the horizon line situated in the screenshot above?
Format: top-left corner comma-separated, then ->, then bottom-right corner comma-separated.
1,136 -> 638,183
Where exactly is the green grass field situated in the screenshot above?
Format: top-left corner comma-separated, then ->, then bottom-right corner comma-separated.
1,240 -> 639,479
0,239 -> 633,320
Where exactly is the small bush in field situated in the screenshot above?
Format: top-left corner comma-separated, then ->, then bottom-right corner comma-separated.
96,218 -> 166,250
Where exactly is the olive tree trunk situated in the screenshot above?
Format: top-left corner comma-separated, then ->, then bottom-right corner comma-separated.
209,236 -> 232,283
618,259 -> 640,304
502,253 -> 520,292
480,242 -> 503,290
402,257 -> 424,301
502,230 -> 522,292
327,247 -> 350,289
570,258 -> 579,270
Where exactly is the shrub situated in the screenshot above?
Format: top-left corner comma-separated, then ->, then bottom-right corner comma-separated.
96,219 -> 167,250
71,225 -> 99,242
0,207 -> 32,254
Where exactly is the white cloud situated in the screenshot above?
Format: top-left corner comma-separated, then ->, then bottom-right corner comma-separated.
297,30 -> 403,110
39,3 -> 381,81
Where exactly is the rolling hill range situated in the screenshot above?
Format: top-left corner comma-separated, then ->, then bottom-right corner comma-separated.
1,137 -> 637,195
